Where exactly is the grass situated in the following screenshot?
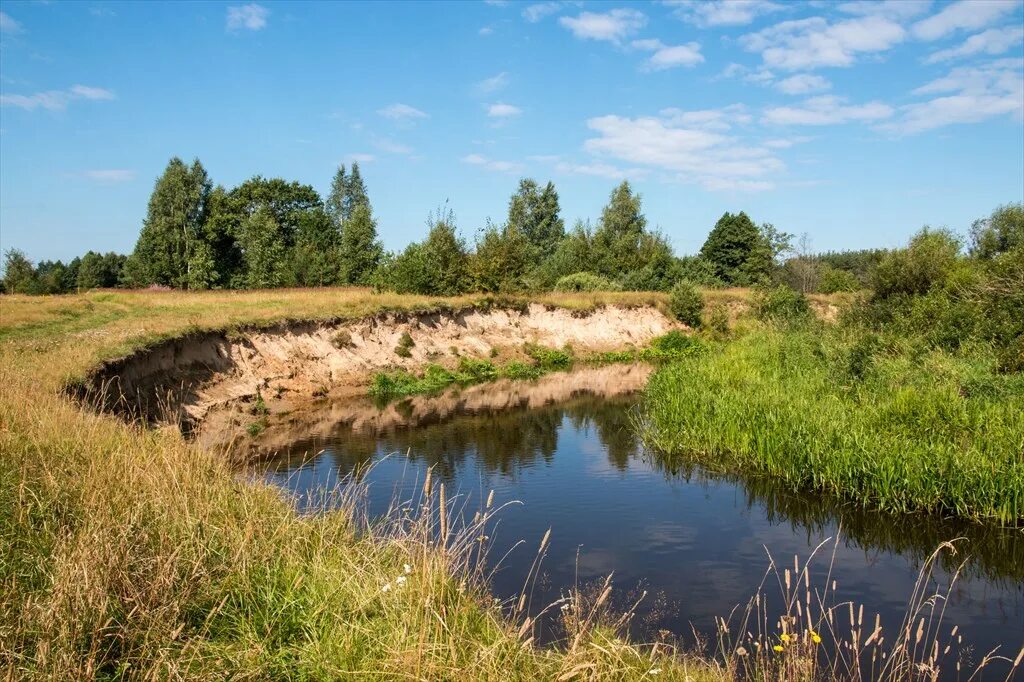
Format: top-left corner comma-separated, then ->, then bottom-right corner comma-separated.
0,287 -> 731,681
639,324 -> 1024,524
2,287 -> 1018,680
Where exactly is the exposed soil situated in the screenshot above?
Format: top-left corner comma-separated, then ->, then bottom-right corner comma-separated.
78,303 -> 679,443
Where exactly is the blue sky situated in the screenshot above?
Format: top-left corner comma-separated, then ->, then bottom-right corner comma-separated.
1,0 -> 1022,262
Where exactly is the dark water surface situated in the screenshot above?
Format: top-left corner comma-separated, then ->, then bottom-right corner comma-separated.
255,367 -> 1024,676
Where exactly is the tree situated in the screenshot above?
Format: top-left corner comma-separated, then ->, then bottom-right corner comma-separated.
871,227 -> 961,299
2,249 -> 37,294
534,221 -> 594,288
130,157 -> 211,288
344,162 -> 370,219
471,219 -> 532,292
35,260 -> 72,294
325,164 -> 348,227
338,203 -> 383,285
700,211 -> 769,286
420,206 -> 468,295
592,181 -> 648,280
507,179 -> 565,262
291,207 -> 340,286
238,206 -> 288,289
970,203 -> 1024,259
76,251 -> 108,289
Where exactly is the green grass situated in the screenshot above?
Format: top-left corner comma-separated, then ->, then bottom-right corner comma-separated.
640,326 -> 1024,523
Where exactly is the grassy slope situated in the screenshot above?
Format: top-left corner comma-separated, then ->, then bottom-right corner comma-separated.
641,325 -> 1024,523
0,289 -> 725,681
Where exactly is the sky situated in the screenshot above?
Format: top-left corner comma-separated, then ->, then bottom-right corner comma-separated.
1,0 -> 1023,263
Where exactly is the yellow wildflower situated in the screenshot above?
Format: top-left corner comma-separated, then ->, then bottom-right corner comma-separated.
780,634 -> 791,643
773,645 -> 784,653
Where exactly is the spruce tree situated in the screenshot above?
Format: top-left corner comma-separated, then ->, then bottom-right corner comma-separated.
344,162 -> 370,219
507,179 -> 565,262
338,204 -> 383,285
326,164 -> 348,227
592,181 -> 647,280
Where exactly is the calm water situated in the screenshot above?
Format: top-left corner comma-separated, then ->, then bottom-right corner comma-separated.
255,366 -> 1024,676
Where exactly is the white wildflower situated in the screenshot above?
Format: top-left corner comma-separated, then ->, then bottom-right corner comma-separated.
381,583 -> 391,592
403,563 -> 412,574
395,575 -> 407,586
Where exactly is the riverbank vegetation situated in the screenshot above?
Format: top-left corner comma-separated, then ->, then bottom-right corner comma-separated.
642,215 -> 1024,524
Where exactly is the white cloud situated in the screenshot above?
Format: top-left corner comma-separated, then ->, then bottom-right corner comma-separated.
487,102 -> 522,117
523,2 -> 561,22
0,10 -> 24,34
346,153 -> 376,163
475,72 -> 509,94
555,160 -> 638,179
775,73 -> 831,94
837,0 -> 933,20
632,39 -> 704,70
461,153 -> 524,172
226,4 -> 268,32
479,26 -> 494,36
763,95 -> 893,125
0,84 -> 116,111
559,9 -> 646,44
911,0 -> 1021,41
377,103 -> 428,120
880,58 -> 1024,134
741,15 -> 905,70
763,136 -> 812,148
581,108 -> 784,191
69,85 -> 115,100
924,26 -> 1024,63
667,0 -> 784,27
84,169 -> 135,183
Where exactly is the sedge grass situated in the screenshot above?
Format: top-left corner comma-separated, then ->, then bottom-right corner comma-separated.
639,325 -> 1024,524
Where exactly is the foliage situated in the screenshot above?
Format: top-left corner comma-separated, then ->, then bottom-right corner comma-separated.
470,220 -> 532,292
553,272 -> 619,292
754,285 -> 812,325
700,212 -> 775,286
2,249 -> 37,294
524,343 -> 573,370
338,204 -> 383,286
669,281 -> 704,328
641,328 -> 1024,522
676,255 -> 724,288
970,202 -> 1023,259
506,178 -> 565,262
870,228 -> 961,299
237,206 -> 288,289
129,157 -> 211,288
817,264 -> 859,293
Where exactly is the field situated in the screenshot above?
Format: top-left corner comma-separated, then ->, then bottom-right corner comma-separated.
0,288 -> 727,681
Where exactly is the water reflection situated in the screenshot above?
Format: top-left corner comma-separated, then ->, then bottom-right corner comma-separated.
256,370 -> 1023,671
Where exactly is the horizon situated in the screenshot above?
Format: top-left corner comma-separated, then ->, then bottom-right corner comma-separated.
1,0 -> 1023,264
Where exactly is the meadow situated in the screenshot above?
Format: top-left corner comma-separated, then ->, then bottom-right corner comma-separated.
1,285 -> 1021,680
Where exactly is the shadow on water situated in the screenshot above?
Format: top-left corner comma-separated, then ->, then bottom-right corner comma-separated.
252,365 -> 1023,671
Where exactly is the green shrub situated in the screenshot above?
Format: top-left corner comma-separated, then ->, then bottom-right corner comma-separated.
457,357 -> 498,382
704,306 -> 730,339
668,281 -> 703,328
553,272 -> 620,292
871,228 -> 961,299
500,361 -> 542,380
394,344 -> 412,358
398,331 -> 415,348
754,285 -> 811,325
331,329 -> 353,348
818,265 -> 859,293
525,343 -> 573,370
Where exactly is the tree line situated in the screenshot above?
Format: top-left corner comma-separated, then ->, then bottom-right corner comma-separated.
2,156 -> 1020,298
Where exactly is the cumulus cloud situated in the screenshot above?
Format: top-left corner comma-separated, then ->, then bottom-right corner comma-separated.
632,39 -> 704,70
911,0 -> 1021,41
84,169 -> 135,183
226,4 -> 268,31
487,102 -> 522,117
667,0 -> 784,27
377,103 -> 428,120
580,107 -> 784,191
924,26 -> 1024,63
479,26 -> 494,36
523,2 -> 561,22
741,15 -> 905,70
880,57 -> 1024,134
559,9 -> 646,44
775,73 -> 831,94
0,10 -> 24,34
461,153 -> 524,172
475,72 -> 509,94
762,136 -> 812,149
837,0 -> 933,20
0,84 -> 115,111
763,95 -> 893,125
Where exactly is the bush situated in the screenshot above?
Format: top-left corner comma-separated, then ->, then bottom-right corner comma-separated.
668,281 -> 703,327
754,285 -> 811,325
525,343 -> 573,370
818,265 -> 859,293
553,272 -> 619,292
871,228 -> 961,299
